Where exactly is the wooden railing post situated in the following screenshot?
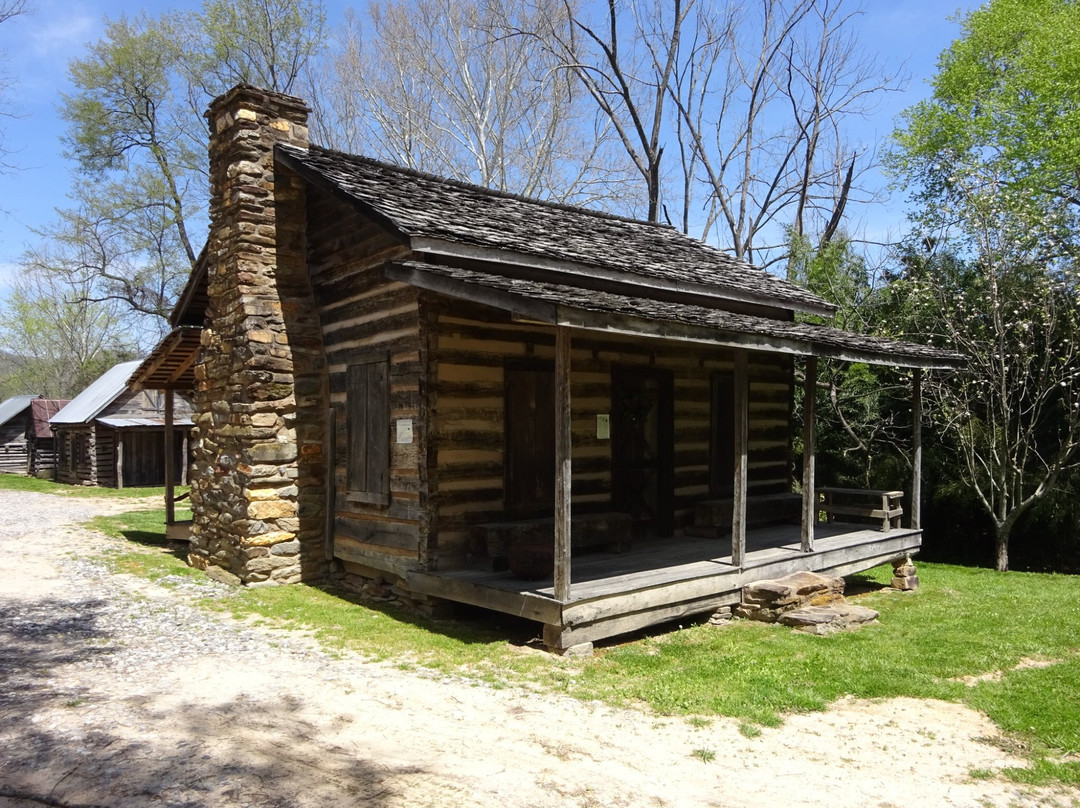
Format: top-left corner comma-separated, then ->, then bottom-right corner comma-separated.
554,326 -> 572,601
801,356 -> 817,552
731,350 -> 748,567
164,391 -> 174,524
911,369 -> 922,530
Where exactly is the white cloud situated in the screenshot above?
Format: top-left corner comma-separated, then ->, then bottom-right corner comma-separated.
25,1 -> 98,59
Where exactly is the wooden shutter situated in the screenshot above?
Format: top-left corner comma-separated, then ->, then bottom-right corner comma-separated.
346,358 -> 390,505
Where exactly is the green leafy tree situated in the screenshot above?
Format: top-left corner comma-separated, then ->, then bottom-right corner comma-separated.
0,251 -> 136,399
788,231 -> 914,489
54,0 -> 326,328
892,0 -> 1080,575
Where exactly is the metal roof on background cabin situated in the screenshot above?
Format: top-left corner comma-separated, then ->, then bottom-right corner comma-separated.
28,399 -> 69,438
275,144 -> 838,318
0,395 -> 40,428
50,360 -> 146,426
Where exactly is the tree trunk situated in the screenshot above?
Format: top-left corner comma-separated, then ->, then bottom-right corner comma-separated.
995,522 -> 1010,572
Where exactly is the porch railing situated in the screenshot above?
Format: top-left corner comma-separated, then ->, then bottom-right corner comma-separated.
818,487 -> 904,532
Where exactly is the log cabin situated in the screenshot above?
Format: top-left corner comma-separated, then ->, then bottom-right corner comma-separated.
51,360 -> 194,488
0,395 -> 40,474
178,85 -> 964,651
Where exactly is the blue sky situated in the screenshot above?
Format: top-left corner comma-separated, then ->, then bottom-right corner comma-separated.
0,0 -> 974,291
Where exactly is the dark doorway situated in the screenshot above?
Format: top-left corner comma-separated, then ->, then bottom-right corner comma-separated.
612,366 -> 674,537
121,430 -> 187,488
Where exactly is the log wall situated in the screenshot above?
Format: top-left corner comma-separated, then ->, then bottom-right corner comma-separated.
28,437 -> 59,479
55,427 -> 95,486
306,184 -> 425,578
427,299 -> 793,570
0,418 -> 29,474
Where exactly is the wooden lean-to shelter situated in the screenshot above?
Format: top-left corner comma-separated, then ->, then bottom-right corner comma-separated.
50,360 -> 194,488
27,398 -> 69,479
127,326 -> 203,536
181,85 -> 964,650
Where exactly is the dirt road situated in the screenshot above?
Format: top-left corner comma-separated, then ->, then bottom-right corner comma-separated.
0,491 -> 1066,807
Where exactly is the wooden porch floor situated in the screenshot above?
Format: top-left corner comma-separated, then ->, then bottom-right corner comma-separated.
407,522 -> 921,649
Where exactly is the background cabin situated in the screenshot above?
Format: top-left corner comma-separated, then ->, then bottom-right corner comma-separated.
51,360 -> 193,488
0,395 -> 40,474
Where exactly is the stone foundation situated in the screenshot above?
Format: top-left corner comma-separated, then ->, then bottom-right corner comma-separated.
335,566 -> 454,620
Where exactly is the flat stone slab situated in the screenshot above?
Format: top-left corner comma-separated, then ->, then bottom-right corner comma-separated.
779,604 -> 880,635
742,571 -> 845,607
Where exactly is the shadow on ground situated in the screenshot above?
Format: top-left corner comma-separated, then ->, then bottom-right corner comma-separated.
0,592 -> 407,808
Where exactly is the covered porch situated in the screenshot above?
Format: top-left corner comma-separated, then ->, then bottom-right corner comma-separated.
408,520 -> 921,650
393,262 -> 965,651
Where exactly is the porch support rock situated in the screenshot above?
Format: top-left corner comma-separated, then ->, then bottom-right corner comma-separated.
891,556 -> 920,591
779,603 -> 880,635
736,571 -> 845,622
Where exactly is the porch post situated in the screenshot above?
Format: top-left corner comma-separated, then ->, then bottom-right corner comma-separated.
115,432 -> 124,490
911,368 -> 922,530
164,390 -> 175,525
732,349 -> 749,567
554,325 -> 572,601
801,356 -> 817,552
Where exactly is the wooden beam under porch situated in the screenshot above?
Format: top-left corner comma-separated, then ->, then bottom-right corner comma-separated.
406,522 -> 921,650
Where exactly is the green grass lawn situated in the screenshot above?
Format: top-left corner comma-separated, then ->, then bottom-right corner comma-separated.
0,472 -> 187,500
88,507 -> 1080,786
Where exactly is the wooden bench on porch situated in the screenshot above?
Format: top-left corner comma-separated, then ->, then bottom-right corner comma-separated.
818,487 -> 904,532
685,492 -> 803,539
471,511 -> 633,572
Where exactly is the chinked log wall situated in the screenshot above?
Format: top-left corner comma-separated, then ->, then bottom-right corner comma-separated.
430,299 -> 793,571
0,419 -> 29,474
305,183 -> 792,581
55,426 -> 104,486
306,183 -> 428,580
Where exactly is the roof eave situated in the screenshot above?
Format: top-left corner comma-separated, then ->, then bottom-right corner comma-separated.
410,236 -> 838,319
387,262 -> 965,371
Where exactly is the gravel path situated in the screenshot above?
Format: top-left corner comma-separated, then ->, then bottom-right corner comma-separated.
0,490 -> 1072,808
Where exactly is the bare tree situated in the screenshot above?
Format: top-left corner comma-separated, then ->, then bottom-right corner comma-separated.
519,0 -> 900,258
0,0 -> 30,168
182,0 -> 327,95
667,0 -> 901,266
311,0 -> 631,205
505,0 -> 688,221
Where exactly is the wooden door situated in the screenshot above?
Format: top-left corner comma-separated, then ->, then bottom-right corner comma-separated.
612,366 -> 674,537
709,371 -> 735,497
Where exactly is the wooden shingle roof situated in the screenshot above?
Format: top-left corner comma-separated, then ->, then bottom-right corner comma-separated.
276,144 -> 837,318
389,262 -> 967,370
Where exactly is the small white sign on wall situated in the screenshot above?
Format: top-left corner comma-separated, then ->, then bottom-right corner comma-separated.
596,413 -> 611,440
396,418 -> 414,444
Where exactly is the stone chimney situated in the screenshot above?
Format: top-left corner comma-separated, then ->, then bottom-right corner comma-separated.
189,85 -> 328,586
